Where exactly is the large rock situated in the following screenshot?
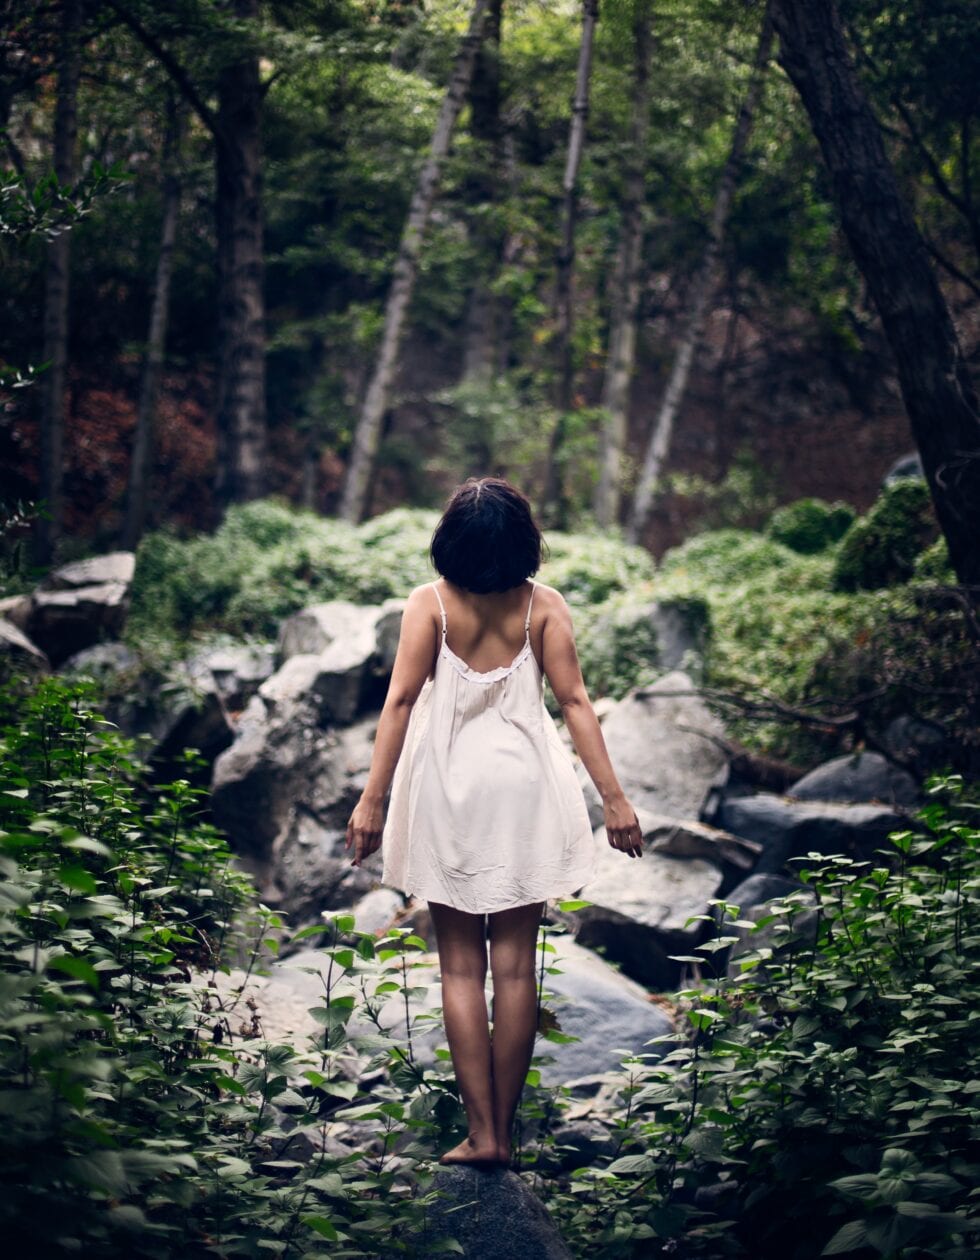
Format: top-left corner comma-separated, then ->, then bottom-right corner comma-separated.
567,824 -> 725,989
188,642 -> 277,711
211,705 -> 377,862
268,808 -> 382,921
539,933 -> 674,1084
718,793 -> 907,873
638,811 -> 761,878
262,599 -> 404,727
419,1166 -> 573,1259
883,715 -> 949,777
788,751 -> 920,807
40,550 -> 135,591
0,593 -> 31,632
26,581 -> 130,665
0,616 -> 49,676
578,671 -> 729,824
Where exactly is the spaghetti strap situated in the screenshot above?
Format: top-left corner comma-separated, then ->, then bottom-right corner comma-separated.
431,582 -> 447,638
524,580 -> 536,636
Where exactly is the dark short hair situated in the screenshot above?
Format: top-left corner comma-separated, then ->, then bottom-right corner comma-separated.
430,477 -> 547,593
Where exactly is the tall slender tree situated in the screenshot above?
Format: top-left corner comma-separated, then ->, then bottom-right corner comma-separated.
36,0 -> 81,563
108,0 -> 267,507
460,0 -> 504,384
339,0 -> 490,523
542,0 -> 599,526
595,0 -> 652,530
122,93 -> 182,551
627,0 -> 774,545
772,0 -> 980,589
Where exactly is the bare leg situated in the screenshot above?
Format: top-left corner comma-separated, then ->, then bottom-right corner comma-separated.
428,901 -> 499,1165
488,901 -> 545,1164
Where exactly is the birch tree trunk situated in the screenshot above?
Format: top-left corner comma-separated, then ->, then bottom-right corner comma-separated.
36,0 -> 81,564
339,0 -> 490,523
772,0 -> 980,589
542,0 -> 599,525
214,0 -> 266,508
122,96 -> 181,551
595,0 -> 652,530
627,0 -> 774,545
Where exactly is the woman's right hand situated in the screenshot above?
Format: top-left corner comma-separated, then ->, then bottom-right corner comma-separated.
603,794 -> 643,858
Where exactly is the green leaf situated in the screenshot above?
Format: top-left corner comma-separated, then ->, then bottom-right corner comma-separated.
822,1219 -> 869,1254
47,953 -> 99,988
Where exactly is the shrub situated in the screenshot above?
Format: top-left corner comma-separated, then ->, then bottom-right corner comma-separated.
765,497 -> 855,554
537,778 -> 980,1258
832,479 -> 938,592
659,528 -> 798,585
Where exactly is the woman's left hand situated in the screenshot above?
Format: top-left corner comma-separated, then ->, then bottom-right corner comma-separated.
345,794 -> 385,867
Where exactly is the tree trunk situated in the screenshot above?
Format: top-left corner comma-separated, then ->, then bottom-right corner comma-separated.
122,96 -> 181,552
627,0 -> 774,545
36,0 -> 81,564
595,0 -> 652,530
543,0 -> 599,526
460,0 -> 503,382
214,0 -> 266,508
339,0 -> 490,523
772,0 -> 980,589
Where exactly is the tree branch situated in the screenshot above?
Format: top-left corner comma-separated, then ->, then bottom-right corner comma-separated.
103,0 -> 221,140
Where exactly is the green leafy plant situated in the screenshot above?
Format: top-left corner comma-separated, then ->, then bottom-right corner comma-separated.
765,497 -> 856,554
832,480 -> 938,592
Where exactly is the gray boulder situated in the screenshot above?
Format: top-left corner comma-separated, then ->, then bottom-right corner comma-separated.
883,453 -> 923,486
0,616 -> 49,675
60,641 -> 139,679
788,751 -> 920,807
211,705 -> 377,862
639,811 -> 760,876
268,808 -> 381,922
719,793 -> 907,873
568,827 -> 724,988
40,550 -> 135,591
420,1166 -> 573,1260
188,642 -> 277,711
26,581 -> 131,665
278,600 -> 376,660
0,593 -> 31,632
577,671 -> 729,823
538,933 -> 674,1084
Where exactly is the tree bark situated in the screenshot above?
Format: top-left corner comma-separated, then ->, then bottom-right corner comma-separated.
542,0 -> 599,526
595,0 -> 652,530
36,0 -> 81,564
339,0 -> 490,523
106,0 -> 267,511
627,0 -> 774,545
214,0 -> 266,508
772,0 -> 980,589
460,0 -> 503,382
122,95 -> 181,551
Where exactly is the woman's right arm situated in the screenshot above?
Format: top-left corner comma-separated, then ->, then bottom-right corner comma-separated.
540,592 -> 643,858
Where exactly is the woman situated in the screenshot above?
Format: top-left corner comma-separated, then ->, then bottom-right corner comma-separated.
345,477 -> 642,1168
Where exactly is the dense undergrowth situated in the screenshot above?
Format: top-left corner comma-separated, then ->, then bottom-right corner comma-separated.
121,482 -> 976,773
2,675 -> 978,1257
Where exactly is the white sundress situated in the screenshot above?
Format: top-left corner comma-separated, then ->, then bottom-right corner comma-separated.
381,580 -> 598,914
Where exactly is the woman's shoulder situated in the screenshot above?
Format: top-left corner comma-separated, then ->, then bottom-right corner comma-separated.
530,580 -> 570,615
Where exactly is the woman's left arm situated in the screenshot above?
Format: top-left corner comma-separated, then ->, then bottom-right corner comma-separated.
345,586 -> 437,867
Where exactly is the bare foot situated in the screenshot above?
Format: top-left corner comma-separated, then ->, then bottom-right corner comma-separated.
438,1135 -> 503,1166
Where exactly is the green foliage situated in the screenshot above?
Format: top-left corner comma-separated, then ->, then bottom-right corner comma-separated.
832,479 -> 938,592
533,780 -> 980,1258
539,530 -> 656,607
129,501 -> 440,645
660,527 -> 801,584
765,497 -> 856,554
0,671 -> 599,1254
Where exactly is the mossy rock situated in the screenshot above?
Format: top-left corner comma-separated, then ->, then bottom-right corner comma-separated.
831,479 -> 938,592
765,498 -> 855,554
